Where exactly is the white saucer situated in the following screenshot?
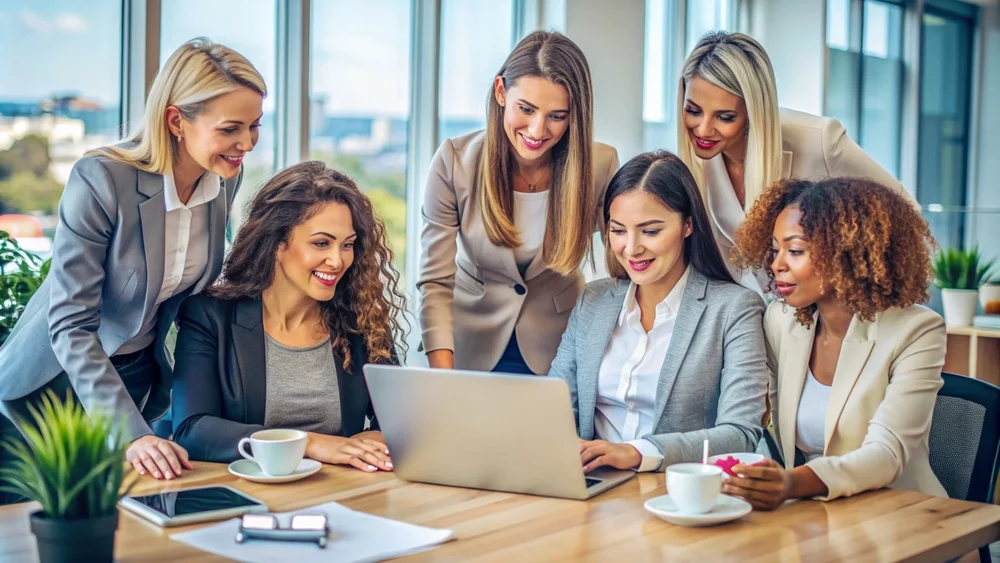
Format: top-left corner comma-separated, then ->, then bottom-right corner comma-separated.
644,494 -> 752,527
228,459 -> 322,484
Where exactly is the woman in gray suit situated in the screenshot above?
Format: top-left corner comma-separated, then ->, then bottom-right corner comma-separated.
418,31 -> 619,375
0,38 -> 266,485
549,152 -> 768,473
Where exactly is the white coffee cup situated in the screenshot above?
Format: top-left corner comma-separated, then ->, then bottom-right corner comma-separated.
238,429 -> 308,476
666,463 -> 723,514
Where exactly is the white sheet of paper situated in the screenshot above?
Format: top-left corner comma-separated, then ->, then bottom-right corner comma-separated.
171,501 -> 455,563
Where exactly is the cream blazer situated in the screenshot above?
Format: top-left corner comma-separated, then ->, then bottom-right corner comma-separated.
764,302 -> 948,501
417,130 -> 619,373
706,108 -> 914,295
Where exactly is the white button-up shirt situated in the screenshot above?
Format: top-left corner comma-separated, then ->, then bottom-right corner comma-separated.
594,267 -> 690,472
116,171 -> 219,356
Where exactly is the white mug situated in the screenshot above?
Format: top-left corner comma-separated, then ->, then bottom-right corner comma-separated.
666,463 -> 723,514
237,429 -> 308,476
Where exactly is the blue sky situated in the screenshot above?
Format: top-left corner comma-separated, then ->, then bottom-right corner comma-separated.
0,0 -> 513,120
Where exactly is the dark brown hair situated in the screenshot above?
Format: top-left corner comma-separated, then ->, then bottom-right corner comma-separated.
602,151 -> 734,284
732,177 -> 936,326
210,161 -> 407,368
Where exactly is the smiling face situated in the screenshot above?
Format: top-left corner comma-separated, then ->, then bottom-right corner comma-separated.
608,189 -> 692,295
770,205 -> 826,308
682,75 -> 749,161
274,202 -> 356,303
494,75 -> 571,167
168,86 -> 264,179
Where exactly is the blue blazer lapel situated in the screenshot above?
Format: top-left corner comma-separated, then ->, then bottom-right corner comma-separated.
137,170 -> 165,321
232,299 -> 267,424
652,269 -> 708,423
577,279 -> 629,439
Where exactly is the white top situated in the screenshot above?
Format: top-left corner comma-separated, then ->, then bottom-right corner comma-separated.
117,171 -> 219,355
512,190 -> 549,268
703,155 -> 770,297
595,267 -> 690,472
795,368 -> 831,462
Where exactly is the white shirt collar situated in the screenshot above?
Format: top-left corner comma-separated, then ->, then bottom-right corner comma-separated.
163,171 -> 221,212
704,154 -> 745,245
617,266 -> 691,328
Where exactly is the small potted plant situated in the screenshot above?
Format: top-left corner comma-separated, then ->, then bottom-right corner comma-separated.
0,391 -> 134,563
933,246 -> 996,326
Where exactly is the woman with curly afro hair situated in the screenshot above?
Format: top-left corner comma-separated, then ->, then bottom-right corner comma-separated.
170,161 -> 407,473
721,177 -> 947,510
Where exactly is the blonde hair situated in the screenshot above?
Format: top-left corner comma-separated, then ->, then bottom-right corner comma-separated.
478,30 -> 594,276
92,37 -> 266,174
677,31 -> 781,210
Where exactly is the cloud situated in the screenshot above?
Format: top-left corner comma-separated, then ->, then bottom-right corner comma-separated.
55,13 -> 88,33
18,10 -> 89,34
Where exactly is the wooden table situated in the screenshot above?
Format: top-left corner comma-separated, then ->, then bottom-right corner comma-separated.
2,462 -> 999,562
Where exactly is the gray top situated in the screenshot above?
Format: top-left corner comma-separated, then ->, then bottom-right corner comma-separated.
263,333 -> 342,435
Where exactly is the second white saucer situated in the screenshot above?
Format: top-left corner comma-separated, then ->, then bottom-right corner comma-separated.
644,494 -> 752,527
228,458 -> 322,484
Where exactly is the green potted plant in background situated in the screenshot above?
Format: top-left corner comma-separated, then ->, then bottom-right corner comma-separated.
933,246 -> 996,326
0,230 -> 51,347
0,391 -> 134,563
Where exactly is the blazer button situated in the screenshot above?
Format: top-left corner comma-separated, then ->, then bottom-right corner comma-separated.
514,284 -> 526,295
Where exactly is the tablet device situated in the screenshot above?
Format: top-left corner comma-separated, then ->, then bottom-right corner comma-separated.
119,485 -> 268,527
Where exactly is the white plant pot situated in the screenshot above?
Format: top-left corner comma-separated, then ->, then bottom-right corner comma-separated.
941,289 -> 979,326
979,284 -> 1000,310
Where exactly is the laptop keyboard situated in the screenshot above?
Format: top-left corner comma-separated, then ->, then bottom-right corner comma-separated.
585,478 -> 603,488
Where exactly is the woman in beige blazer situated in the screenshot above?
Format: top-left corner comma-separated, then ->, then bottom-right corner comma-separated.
722,176 -> 947,510
676,31 -> 914,295
418,31 -> 619,374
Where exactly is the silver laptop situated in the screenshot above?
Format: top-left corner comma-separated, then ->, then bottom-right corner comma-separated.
363,365 -> 634,500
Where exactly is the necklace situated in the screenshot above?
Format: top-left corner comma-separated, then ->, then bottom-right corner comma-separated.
516,166 -> 550,192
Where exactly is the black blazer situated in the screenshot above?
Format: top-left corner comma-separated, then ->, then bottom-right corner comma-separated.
171,294 -> 379,462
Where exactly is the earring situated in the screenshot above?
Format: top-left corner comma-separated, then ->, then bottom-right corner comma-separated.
176,135 -> 182,143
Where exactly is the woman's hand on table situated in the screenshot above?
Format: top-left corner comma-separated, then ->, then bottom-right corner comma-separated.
306,433 -> 393,472
722,459 -> 792,510
127,435 -> 194,480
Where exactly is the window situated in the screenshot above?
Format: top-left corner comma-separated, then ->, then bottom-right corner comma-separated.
437,0 -> 515,144
160,0 -> 278,215
0,0 -> 123,259
685,0 -> 735,54
309,0 -> 412,274
917,9 -> 974,252
824,0 -> 905,177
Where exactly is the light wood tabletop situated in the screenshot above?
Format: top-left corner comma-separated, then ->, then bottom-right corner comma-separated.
1,462 -> 998,562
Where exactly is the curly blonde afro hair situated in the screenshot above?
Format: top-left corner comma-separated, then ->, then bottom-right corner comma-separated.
732,177 -> 936,327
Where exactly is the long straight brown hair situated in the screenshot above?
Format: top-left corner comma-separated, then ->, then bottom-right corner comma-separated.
478,30 -> 595,276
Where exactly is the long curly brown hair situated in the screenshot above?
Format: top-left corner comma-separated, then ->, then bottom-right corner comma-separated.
732,177 -> 936,327
210,161 -> 407,368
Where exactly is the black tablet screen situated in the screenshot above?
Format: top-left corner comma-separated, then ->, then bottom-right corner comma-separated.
127,487 -> 262,517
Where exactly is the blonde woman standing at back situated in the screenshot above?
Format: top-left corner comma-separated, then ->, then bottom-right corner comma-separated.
676,31 -> 913,295
0,38 -> 266,487
419,31 -> 619,375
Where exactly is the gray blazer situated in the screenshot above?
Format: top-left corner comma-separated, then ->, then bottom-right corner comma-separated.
418,130 -> 619,373
0,154 -> 240,440
548,268 -> 768,470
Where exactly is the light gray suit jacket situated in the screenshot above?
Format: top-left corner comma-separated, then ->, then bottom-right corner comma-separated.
418,130 -> 619,373
0,153 -> 240,440
548,268 -> 768,470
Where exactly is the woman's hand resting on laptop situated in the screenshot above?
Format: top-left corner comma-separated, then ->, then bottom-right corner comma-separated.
580,440 -> 641,472
305,432 -> 393,472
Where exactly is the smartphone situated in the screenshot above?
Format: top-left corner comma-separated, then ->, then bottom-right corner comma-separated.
119,485 -> 268,527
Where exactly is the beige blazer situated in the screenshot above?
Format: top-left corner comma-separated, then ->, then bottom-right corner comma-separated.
764,302 -> 948,501
417,130 -> 619,373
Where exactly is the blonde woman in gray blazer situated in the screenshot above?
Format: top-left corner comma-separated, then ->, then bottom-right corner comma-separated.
549,152 -> 767,473
0,38 -> 265,485
676,32 -> 916,295
419,31 -> 618,375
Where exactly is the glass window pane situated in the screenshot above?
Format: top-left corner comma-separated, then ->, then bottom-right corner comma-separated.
309,0 -> 411,275
918,11 -> 973,252
642,0 -> 679,151
0,0 -> 122,258
685,0 -> 732,54
438,0 -> 514,144
826,0 -> 851,50
859,0 -> 904,177
160,0 -> 278,208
